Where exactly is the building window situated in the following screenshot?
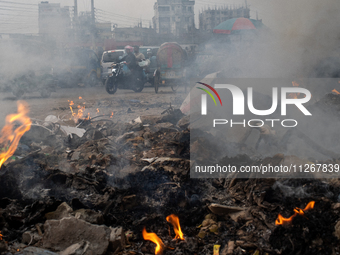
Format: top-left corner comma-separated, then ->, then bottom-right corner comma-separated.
158,6 -> 170,12
182,6 -> 186,11
185,17 -> 190,22
171,6 -> 174,11
159,17 -> 170,22
188,7 -> 192,12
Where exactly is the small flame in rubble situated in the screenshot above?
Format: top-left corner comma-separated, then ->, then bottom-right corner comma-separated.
275,213 -> 297,225
68,98 -> 88,122
142,227 -> 164,255
292,81 -> 299,87
166,214 -> 185,240
96,108 -> 100,113
0,101 -> 31,168
275,201 -> 315,226
0,231 -> 3,240
332,89 -> 340,95
303,201 -> 315,210
288,81 -> 300,99
110,112 -> 114,118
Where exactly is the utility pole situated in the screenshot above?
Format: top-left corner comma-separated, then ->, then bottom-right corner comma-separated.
91,0 -> 95,25
74,0 -> 78,43
245,0 -> 250,18
74,0 -> 78,21
90,0 -> 96,52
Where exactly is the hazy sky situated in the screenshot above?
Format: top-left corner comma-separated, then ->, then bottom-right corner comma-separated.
0,0 -> 280,34
0,0 -> 339,42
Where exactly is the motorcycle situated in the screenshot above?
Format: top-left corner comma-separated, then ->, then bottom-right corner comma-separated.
105,61 -> 148,95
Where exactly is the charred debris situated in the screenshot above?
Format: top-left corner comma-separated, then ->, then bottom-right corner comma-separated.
0,93 -> 340,255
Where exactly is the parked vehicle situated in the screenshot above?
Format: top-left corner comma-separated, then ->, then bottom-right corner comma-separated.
105,61 -> 148,95
153,42 -> 188,93
12,70 -> 56,98
56,48 -> 101,87
100,49 -> 125,82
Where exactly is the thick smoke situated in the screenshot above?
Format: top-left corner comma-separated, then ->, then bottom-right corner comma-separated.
199,0 -> 340,79
271,0 -> 340,77
189,0 -> 340,162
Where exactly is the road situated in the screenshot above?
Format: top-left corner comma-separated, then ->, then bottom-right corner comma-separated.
0,85 -> 188,128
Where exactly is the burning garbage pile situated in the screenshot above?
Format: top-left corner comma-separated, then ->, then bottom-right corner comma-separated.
1,91 -> 340,254
0,101 -> 31,168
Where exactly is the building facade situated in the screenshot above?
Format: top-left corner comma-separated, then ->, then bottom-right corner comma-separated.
112,27 -> 158,47
38,1 -> 71,36
199,6 -> 250,31
153,0 -> 195,37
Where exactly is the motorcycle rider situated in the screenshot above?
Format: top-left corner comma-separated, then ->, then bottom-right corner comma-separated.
146,49 -> 157,69
134,46 -> 145,61
133,46 -> 145,80
120,45 -> 138,71
119,45 -> 144,83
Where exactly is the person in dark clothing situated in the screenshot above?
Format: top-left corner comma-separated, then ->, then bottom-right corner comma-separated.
120,45 -> 144,83
120,45 -> 137,71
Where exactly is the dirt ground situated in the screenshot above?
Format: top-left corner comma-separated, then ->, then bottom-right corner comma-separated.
0,85 -> 188,127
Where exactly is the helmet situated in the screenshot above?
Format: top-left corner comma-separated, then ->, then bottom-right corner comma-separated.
124,45 -> 133,53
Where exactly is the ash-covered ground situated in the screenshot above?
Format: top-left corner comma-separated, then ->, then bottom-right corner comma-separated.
0,85 -> 339,255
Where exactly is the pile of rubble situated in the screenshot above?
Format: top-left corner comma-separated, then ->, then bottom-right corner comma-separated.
1,94 -> 340,255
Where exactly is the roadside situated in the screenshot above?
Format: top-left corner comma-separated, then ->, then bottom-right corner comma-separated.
0,86 -> 188,127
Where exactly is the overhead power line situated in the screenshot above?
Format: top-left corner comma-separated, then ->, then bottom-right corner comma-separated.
0,7 -> 37,13
95,8 -> 151,22
0,0 -> 38,6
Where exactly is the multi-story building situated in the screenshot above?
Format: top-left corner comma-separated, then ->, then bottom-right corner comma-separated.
112,27 -> 158,46
38,1 -> 71,36
153,0 -> 195,37
199,6 -> 250,31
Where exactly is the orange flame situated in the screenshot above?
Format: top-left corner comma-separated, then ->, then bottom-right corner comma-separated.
303,201 -> 315,211
142,227 -> 164,255
275,201 -> 315,226
288,93 -> 298,99
0,231 -> 3,240
68,98 -> 88,122
275,212 -> 297,225
0,101 -> 31,168
110,112 -> 114,118
288,81 -> 308,99
332,89 -> 340,95
288,81 -> 300,98
293,208 -> 304,216
166,214 -> 185,240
